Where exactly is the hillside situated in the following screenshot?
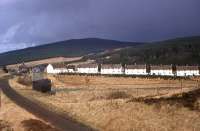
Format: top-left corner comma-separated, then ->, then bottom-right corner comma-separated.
1,36 -> 200,66
88,36 -> 200,65
0,38 -> 141,66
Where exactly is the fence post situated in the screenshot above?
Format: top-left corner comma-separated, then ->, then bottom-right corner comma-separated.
180,79 -> 183,94
136,88 -> 138,97
157,88 -> 159,95
0,88 -> 1,109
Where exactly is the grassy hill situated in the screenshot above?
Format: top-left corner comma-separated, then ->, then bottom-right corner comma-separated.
0,38 -> 141,66
1,36 -> 200,66
89,36 -> 200,65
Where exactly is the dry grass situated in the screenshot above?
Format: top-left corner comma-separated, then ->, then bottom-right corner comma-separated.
21,119 -> 59,131
0,90 -> 57,131
9,75 -> 200,131
52,74 -> 197,89
106,91 -> 131,99
129,87 -> 200,111
6,56 -> 82,70
0,120 -> 13,131
0,74 -> 60,131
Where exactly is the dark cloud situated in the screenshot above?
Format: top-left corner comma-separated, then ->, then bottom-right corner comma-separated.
0,0 -> 200,53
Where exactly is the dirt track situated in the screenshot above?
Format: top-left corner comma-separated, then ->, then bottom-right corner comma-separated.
0,77 -> 93,131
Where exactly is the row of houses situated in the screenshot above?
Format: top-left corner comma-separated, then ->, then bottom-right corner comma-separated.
46,64 -> 200,77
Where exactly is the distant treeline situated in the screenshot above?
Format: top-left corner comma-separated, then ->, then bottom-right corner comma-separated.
89,36 -> 200,65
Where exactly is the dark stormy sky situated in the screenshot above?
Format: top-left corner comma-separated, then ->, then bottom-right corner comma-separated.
0,0 -> 200,53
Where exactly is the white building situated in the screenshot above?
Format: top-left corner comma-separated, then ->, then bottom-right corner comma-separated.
150,65 -> 174,76
46,64 -> 55,74
125,65 -> 147,75
176,66 -> 199,76
76,64 -> 99,74
101,64 -> 123,75
46,64 -> 75,74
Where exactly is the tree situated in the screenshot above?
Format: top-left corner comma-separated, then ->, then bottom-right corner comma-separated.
120,51 -> 129,65
2,66 -> 8,73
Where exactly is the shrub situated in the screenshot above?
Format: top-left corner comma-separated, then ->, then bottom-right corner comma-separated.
2,66 -> 8,73
0,120 -> 13,131
107,91 -> 131,99
17,75 -> 32,86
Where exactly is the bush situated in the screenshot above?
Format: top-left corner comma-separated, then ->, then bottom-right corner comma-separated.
17,76 -> 32,86
0,120 -> 13,131
2,66 -> 8,73
107,91 -> 131,99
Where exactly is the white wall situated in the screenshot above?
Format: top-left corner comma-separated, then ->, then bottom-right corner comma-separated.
125,69 -> 147,75
46,64 -> 54,74
150,70 -> 174,76
77,67 -> 98,74
67,69 -> 75,73
101,68 -> 123,75
46,64 -> 75,74
177,70 -> 199,76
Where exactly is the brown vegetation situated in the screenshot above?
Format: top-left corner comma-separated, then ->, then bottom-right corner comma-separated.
0,89 -> 59,131
129,87 -> 200,111
106,91 -> 131,99
17,75 -> 32,86
6,56 -> 82,70
21,119 -> 59,131
9,75 -> 200,131
0,120 -> 13,131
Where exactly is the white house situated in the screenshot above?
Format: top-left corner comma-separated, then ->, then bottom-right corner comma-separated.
176,66 -> 199,76
46,64 -> 75,74
101,64 -> 123,75
76,64 -> 99,74
125,65 -> 147,75
150,65 -> 174,76
46,64 -> 55,74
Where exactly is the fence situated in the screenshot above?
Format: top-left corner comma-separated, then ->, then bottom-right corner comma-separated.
98,80 -> 199,97
53,74 -> 200,98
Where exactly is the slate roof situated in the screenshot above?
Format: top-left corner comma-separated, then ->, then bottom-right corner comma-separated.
151,65 -> 172,70
101,64 -> 122,69
176,66 -> 199,71
126,65 -> 146,69
76,64 -> 98,68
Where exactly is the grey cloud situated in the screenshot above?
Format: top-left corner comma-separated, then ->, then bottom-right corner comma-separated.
0,0 -> 200,53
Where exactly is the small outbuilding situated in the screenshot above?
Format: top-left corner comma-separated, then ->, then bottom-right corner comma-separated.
32,79 -> 51,93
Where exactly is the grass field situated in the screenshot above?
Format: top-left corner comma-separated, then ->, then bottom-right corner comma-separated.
0,73 -> 60,131
6,56 -> 82,70
0,86 -> 59,131
9,74 -> 200,131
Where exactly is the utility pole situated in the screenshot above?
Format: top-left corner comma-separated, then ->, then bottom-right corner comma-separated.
0,88 -> 1,109
181,79 -> 183,93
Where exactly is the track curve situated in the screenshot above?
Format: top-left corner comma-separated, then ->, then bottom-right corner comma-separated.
0,77 -> 93,131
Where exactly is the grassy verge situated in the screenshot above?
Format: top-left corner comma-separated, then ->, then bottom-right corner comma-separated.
8,75 -> 200,131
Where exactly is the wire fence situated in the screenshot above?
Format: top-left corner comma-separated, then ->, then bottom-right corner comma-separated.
53,78 -> 200,98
